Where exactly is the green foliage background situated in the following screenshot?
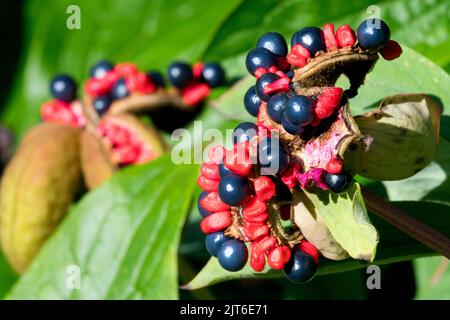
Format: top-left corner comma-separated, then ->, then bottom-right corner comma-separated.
0,0 -> 449,299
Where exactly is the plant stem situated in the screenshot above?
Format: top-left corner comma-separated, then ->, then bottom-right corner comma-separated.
361,185 -> 450,259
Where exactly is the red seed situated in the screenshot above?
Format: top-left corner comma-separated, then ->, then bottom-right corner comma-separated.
244,212 -> 269,223
336,25 -> 356,48
326,157 -> 343,174
280,163 -> 300,189
315,87 -> 343,119
114,62 -> 138,77
126,72 -> 156,94
200,192 -> 230,212
200,162 -> 220,181
319,87 -> 344,108
379,40 -> 403,61
254,176 -> 276,201
262,77 -> 291,95
197,175 -> 219,192
243,197 -> 267,217
224,147 -> 253,176
254,67 -> 268,78
299,240 -> 320,265
314,104 -> 334,120
208,145 -> 226,165
250,244 -> 266,272
267,246 -> 286,270
253,236 -> 276,256
268,66 -> 279,73
113,144 -> 140,165
243,221 -> 269,241
281,246 -> 291,263
41,100 -> 79,127
323,23 -> 338,50
182,83 -> 211,107
192,62 -> 204,79
84,78 -> 110,97
287,44 -> 310,67
200,211 -> 231,234
103,70 -> 120,88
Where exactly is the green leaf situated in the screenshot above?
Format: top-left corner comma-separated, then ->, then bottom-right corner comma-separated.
185,201 -> 450,290
298,183 -> 378,262
414,256 -> 450,300
7,156 -> 198,299
0,251 -> 17,298
0,0 -> 242,137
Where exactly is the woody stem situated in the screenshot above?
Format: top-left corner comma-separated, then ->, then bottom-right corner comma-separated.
361,185 -> 450,259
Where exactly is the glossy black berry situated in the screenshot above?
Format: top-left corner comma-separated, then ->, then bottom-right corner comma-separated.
232,122 -> 258,144
219,162 -> 232,178
281,111 -> 304,135
93,95 -> 112,116
89,60 -> 113,79
284,250 -> 317,283
267,92 -> 288,123
168,62 -> 193,88
147,71 -> 165,88
217,239 -> 248,272
256,32 -> 288,57
255,72 -> 281,102
197,191 -> 211,217
291,27 -> 326,56
218,174 -> 250,206
357,19 -> 390,50
258,137 -> 289,175
50,75 -> 77,102
245,47 -> 276,76
285,95 -> 314,126
244,86 -> 261,117
202,62 -> 225,88
111,78 -> 129,99
205,231 -> 230,257
325,171 -> 353,193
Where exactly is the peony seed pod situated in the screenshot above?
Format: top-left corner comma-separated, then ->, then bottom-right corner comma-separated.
0,123 -> 83,273
346,94 -> 442,180
80,113 -> 166,189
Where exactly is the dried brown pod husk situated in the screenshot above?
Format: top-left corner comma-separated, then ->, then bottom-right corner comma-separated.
292,47 -> 379,97
0,123 -> 83,273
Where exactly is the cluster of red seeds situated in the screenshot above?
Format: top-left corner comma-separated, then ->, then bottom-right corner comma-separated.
288,23 -> 402,68
84,62 -> 157,99
197,131 -> 320,274
41,99 -> 86,128
97,120 -> 156,166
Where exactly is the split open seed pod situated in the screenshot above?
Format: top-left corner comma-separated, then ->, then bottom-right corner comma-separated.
80,113 -> 167,189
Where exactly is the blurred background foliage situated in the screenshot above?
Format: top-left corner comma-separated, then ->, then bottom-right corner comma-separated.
0,0 -> 448,299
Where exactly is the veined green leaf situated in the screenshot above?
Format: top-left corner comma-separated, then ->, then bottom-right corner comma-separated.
7,156 -> 198,299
